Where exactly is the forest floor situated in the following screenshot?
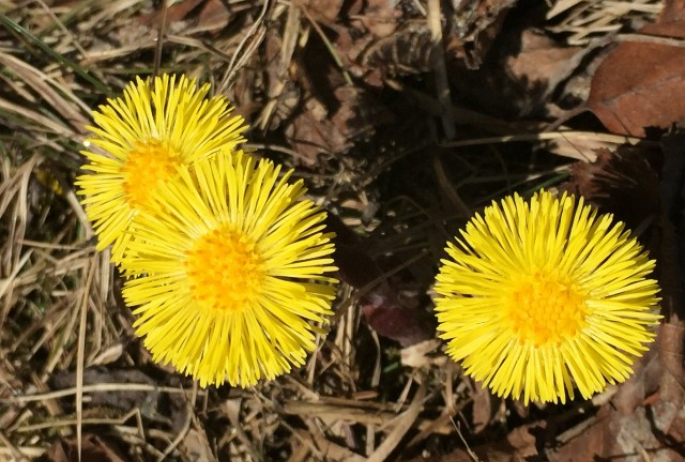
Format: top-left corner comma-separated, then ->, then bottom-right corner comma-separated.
1,0 -> 684,461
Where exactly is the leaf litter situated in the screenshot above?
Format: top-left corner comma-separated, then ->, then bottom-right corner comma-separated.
0,0 -> 684,461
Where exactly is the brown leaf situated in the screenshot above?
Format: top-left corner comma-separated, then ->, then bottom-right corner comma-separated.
471,382 -> 493,434
196,0 -> 232,32
403,422 -> 542,462
295,0 -> 345,23
587,13 -> 685,137
138,0 -> 240,33
449,25 -> 587,118
50,369 -> 158,416
37,434 -> 129,462
284,98 -> 351,162
284,87 -> 368,162
549,405 -> 685,462
181,429 -> 214,461
138,0 -> 204,26
326,215 -> 435,346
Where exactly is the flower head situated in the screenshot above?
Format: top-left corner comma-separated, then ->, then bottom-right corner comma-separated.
122,151 -> 338,387
434,190 -> 661,404
76,74 -> 247,262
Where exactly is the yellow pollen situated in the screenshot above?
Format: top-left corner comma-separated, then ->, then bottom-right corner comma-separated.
122,140 -> 179,210
185,226 -> 264,312
505,274 -> 588,347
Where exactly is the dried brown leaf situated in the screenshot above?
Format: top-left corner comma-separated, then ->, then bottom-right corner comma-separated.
181,429 -> 215,462
295,0 -> 345,23
549,405 -> 685,462
327,215 -> 435,346
587,13 -> 685,137
471,382 -> 493,434
36,434 -> 128,462
284,87 -> 362,162
449,27 -> 587,119
50,369 -> 157,415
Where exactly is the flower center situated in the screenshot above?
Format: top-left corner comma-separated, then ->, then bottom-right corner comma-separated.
505,274 -> 588,347
122,140 -> 179,210
185,226 -> 265,312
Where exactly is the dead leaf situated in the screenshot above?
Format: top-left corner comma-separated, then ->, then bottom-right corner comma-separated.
181,429 -> 215,462
587,12 -> 685,137
37,434 -> 129,462
50,369 -> 158,417
404,422 -> 542,462
138,0 -> 204,27
283,85 -> 371,162
295,0 -> 345,23
449,25 -> 587,119
327,214 -> 436,346
549,405 -> 685,462
471,382 -> 492,434
505,30 -> 586,114
138,0 -> 238,33
400,339 -> 443,368
196,0 -> 232,32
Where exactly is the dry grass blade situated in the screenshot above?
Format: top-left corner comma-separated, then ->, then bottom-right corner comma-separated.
0,97 -> 73,136
547,0 -> 662,44
218,0 -> 271,92
76,261 -> 95,462
427,0 -> 455,139
0,14 -> 110,94
366,381 -> 427,462
0,0 -> 680,461
0,51 -> 89,132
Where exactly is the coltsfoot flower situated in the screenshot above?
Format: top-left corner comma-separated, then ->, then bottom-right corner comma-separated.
76,74 -> 247,262
122,151 -> 338,387
434,190 -> 661,404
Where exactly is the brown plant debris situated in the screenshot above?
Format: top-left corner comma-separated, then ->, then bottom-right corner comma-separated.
587,0 -> 685,137
1,0 -> 685,461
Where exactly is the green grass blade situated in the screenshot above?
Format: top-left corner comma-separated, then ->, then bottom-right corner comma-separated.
0,14 -> 111,95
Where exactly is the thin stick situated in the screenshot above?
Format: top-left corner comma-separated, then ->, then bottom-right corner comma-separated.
76,260 -> 95,462
428,0 -> 455,139
440,130 -> 649,148
153,0 -> 168,79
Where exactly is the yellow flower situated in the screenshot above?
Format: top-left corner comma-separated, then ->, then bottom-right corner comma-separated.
76,74 -> 247,263
122,151 -> 338,387
434,190 -> 661,404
